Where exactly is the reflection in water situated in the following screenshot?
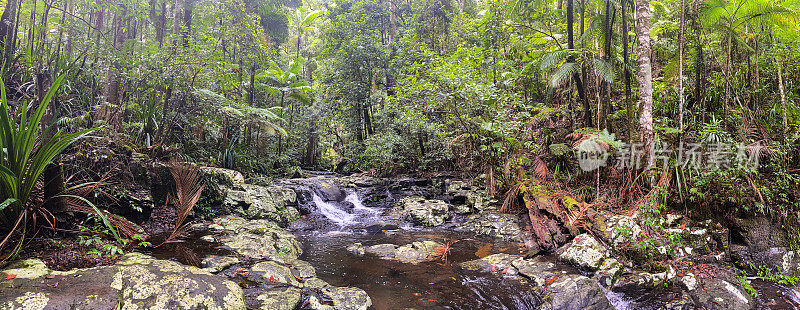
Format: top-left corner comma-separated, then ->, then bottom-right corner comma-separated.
300,193 -> 540,309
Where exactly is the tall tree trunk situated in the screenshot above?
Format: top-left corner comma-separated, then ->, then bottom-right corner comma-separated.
1,0 -> 18,73
724,34 -> 731,129
635,0 -> 654,169
678,0 -> 685,130
172,0 -> 182,48
150,0 -> 167,45
182,0 -> 193,46
693,7 -> 704,123
567,0 -> 592,126
99,7 -> 126,126
600,0 -> 613,130
622,0 -> 634,144
778,46 -> 788,135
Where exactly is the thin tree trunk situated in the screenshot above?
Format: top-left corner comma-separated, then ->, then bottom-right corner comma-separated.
778,51 -> 788,134
182,0 -> 193,46
567,0 -> 592,126
622,1 -> 634,144
1,0 -> 18,73
678,0 -> 685,130
724,34 -> 731,129
635,0 -> 654,169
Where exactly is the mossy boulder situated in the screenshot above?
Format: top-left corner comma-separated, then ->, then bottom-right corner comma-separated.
459,212 -> 523,241
0,253 -> 245,310
209,216 -> 302,259
307,287 -> 372,310
348,240 -> 444,264
222,185 -> 299,225
394,196 -> 450,226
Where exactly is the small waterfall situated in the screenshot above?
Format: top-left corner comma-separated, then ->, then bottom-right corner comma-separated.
313,194 -> 356,226
346,192 -> 378,214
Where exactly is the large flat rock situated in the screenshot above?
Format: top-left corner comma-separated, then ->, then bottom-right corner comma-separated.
0,253 -> 245,310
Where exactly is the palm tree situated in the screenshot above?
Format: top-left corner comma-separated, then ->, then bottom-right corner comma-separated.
288,7 -> 323,59
257,58 -> 313,156
700,0 -> 799,127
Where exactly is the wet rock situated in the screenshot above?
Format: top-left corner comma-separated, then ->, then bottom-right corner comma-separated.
686,266 -> 752,310
202,255 -> 240,274
313,180 -> 345,201
349,241 -> 444,264
539,274 -> 614,310
612,270 -> 670,292
250,185 -> 299,223
358,222 -> 401,234
394,241 -> 445,264
338,175 -> 385,188
603,215 -> 642,247
255,287 -> 302,310
558,233 -> 609,271
308,287 -> 372,310
395,196 -> 451,227
662,227 -> 719,257
731,217 -> 789,251
212,216 -> 302,259
201,167 -> 245,188
511,256 -> 561,286
730,245 -> 800,277
460,254 -> 613,310
460,253 -> 519,273
0,253 -> 245,310
459,212 -> 523,241
250,261 -> 302,287
446,179 -> 490,213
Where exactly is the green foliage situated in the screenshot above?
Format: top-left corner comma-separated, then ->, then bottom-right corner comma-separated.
0,76 -> 96,253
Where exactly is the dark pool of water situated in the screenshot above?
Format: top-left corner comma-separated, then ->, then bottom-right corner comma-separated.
296,228 -> 541,310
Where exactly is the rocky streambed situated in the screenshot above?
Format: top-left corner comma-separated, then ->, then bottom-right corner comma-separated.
2,168 -> 800,309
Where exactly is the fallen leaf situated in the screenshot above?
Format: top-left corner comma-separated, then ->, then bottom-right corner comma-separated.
5,274 -> 16,280
544,275 -> 558,287
45,274 -> 55,279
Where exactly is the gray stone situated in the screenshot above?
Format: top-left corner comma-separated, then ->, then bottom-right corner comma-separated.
349,241 -> 444,264
558,234 -> 608,271
201,167 -> 245,188
202,255 -> 240,274
213,216 -> 302,259
395,196 -> 451,227
0,253 -> 245,310
538,274 -> 614,310
308,287 -> 372,310
255,287 -> 302,310
250,261 -> 301,287
459,212 -> 523,241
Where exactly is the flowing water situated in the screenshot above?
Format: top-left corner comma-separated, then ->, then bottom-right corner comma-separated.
149,176 -> 800,309
295,188 -> 542,310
